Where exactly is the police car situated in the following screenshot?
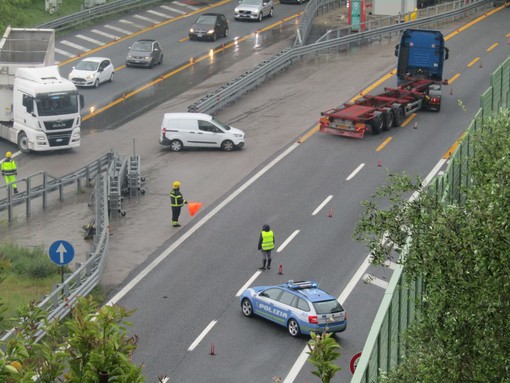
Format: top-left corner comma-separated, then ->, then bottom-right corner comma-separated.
240,280 -> 347,337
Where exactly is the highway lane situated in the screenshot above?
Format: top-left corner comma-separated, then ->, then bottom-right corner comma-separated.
100,7 -> 510,382
1,4 -> 507,383
0,0 -> 304,155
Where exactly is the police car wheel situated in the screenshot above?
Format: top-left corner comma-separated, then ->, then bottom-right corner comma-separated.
287,319 -> 301,337
241,298 -> 253,317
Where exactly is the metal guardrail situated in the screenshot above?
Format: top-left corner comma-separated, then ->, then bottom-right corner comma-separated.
36,0 -> 165,32
188,0 -> 493,115
0,150 -> 144,342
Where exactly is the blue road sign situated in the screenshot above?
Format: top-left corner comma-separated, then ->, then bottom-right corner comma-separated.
48,240 -> 75,266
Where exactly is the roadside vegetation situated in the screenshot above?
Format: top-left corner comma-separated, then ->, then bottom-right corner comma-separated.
354,110 -> 510,382
0,0 -> 117,32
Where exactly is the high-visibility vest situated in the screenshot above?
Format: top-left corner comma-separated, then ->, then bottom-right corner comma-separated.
1,159 -> 17,176
261,230 -> 274,250
170,188 -> 185,207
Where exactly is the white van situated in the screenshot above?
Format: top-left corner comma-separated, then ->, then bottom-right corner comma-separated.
159,113 -> 245,152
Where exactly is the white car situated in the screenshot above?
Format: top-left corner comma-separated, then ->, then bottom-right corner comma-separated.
68,57 -> 114,88
234,0 -> 274,21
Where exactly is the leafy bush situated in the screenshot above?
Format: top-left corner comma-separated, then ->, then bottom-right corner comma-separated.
0,243 -> 60,279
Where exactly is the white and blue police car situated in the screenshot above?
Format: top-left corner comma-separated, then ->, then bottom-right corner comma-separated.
240,280 -> 347,337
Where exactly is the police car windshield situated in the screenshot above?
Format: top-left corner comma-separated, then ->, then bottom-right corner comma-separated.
313,300 -> 343,314
211,117 -> 231,130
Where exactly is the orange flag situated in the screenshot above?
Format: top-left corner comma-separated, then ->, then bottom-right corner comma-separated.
188,202 -> 203,217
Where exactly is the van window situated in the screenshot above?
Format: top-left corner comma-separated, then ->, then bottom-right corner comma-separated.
211,117 -> 231,131
199,120 -> 221,133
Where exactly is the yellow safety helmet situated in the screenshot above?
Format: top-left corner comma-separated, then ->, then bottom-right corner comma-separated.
6,151 -> 12,158
173,181 -> 181,188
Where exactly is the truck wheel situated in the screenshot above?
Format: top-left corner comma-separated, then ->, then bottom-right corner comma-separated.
393,106 -> 405,127
382,109 -> 394,131
17,132 -> 30,153
370,113 -> 383,135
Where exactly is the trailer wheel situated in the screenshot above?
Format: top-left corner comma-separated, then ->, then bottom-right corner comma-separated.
382,109 -> 394,131
370,113 -> 383,135
17,132 -> 30,153
393,106 -> 405,127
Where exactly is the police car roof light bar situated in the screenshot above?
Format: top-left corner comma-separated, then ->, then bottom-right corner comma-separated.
286,280 -> 318,290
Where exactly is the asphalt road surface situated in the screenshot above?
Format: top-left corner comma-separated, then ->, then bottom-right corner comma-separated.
1,3 -> 508,383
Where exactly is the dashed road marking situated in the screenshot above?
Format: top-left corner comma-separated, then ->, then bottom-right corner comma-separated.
55,48 -> 75,58
277,230 -> 299,253
236,271 -> 262,297
312,195 -> 333,216
147,9 -> 173,18
61,40 -> 89,52
346,163 -> 365,181
174,1 -> 199,10
119,19 -> 146,29
91,29 -> 120,40
133,14 -> 161,24
188,320 -> 217,351
76,34 -> 105,46
104,24 -> 132,35
362,274 -> 389,289
161,5 -> 187,14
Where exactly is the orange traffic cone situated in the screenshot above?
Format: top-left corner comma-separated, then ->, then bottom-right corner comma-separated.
188,202 -> 203,217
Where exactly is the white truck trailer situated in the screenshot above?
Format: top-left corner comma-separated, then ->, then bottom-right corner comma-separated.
0,27 -> 83,153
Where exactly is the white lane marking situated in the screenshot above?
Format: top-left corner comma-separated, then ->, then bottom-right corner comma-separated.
119,19 -> 146,29
61,40 -> 89,52
277,230 -> 299,253
55,48 -> 75,58
346,163 -> 365,181
236,271 -> 262,297
283,156 -> 449,383
104,24 -> 132,35
161,5 -> 187,14
148,9 -> 173,18
91,29 -> 119,40
133,14 -> 160,24
106,143 -> 300,306
284,252 -> 372,383
312,195 -> 333,216
188,320 -> 217,351
161,378 -> 169,383
384,260 -> 398,270
363,274 -> 389,289
174,1 -> 199,10
76,34 -> 105,46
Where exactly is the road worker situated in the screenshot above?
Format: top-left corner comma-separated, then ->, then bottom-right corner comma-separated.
1,151 -> 18,194
170,180 -> 187,227
257,224 -> 275,270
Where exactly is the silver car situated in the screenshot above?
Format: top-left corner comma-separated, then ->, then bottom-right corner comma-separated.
234,0 -> 274,22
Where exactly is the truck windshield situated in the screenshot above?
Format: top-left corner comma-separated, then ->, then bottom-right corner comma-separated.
36,94 -> 79,117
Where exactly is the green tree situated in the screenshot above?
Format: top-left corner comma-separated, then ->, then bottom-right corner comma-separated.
307,331 -> 341,383
354,111 -> 510,382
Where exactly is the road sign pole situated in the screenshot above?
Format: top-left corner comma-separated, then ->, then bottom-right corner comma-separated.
61,266 -> 64,285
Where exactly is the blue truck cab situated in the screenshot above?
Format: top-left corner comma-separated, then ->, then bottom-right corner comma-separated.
395,29 -> 449,86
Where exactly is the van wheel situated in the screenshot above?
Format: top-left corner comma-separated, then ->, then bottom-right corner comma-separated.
17,132 -> 30,153
170,140 -> 183,152
221,140 -> 235,151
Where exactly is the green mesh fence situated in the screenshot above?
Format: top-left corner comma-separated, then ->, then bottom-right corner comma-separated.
351,56 -> 510,383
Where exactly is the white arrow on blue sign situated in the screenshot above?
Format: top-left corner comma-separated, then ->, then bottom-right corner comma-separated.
48,240 -> 75,266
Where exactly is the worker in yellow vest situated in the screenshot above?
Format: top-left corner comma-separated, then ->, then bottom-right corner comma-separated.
257,224 -> 275,270
1,151 -> 18,194
170,180 -> 187,227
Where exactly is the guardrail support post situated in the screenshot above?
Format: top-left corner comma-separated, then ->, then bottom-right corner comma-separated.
26,177 -> 31,218
59,180 -> 64,202
43,172 -> 48,210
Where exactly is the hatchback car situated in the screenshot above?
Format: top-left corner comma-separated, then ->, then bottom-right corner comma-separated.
234,0 -> 274,21
126,39 -> 163,68
189,13 -> 229,41
240,280 -> 347,337
68,57 -> 114,88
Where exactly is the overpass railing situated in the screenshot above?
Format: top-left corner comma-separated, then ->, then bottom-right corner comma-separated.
351,54 -> 510,383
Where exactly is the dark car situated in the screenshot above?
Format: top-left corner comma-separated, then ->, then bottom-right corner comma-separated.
189,13 -> 229,41
125,39 -> 163,68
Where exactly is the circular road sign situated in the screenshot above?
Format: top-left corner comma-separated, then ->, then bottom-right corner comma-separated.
48,240 -> 75,266
350,352 -> 362,374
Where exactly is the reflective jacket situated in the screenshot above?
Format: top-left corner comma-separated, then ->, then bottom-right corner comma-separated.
170,188 -> 186,207
260,230 -> 275,251
1,159 -> 17,176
